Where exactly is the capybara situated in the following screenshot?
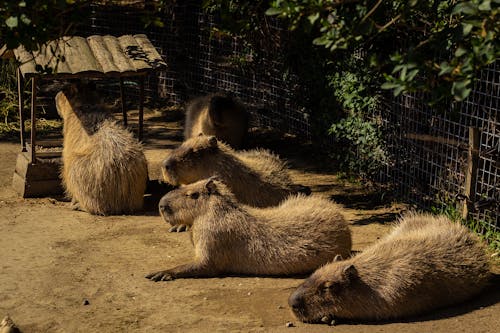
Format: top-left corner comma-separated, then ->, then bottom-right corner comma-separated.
184,93 -> 248,149
147,177 -> 351,281
56,83 -> 148,215
289,213 -> 491,323
0,316 -> 20,333
162,135 -> 306,211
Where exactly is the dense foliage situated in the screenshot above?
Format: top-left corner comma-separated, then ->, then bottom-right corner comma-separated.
267,0 -> 499,103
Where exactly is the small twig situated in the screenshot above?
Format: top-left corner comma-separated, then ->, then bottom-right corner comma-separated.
361,0 -> 383,23
378,14 -> 402,33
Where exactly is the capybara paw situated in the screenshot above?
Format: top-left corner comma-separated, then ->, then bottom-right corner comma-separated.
70,200 -> 81,211
146,270 -> 175,282
169,224 -> 190,232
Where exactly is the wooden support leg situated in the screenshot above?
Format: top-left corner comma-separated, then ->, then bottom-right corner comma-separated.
138,76 -> 144,141
17,68 -> 26,152
120,77 -> 127,127
30,77 -> 37,165
462,127 -> 480,220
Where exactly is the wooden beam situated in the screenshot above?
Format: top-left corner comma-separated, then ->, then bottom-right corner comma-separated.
138,75 -> 144,141
120,77 -> 128,127
462,127 -> 480,220
30,77 -> 37,164
17,68 -> 27,152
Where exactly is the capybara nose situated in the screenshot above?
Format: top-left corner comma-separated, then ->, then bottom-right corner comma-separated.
288,290 -> 304,310
158,196 -> 173,216
162,158 -> 176,171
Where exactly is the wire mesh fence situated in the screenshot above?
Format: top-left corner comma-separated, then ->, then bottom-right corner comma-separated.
377,61 -> 499,231
82,2 -> 499,232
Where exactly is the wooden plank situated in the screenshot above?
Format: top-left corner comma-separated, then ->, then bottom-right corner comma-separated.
102,35 -> 136,73
462,127 -> 480,220
26,144 -> 62,159
12,171 -> 63,198
134,34 -> 167,68
15,152 -> 62,181
33,138 -> 63,148
118,35 -> 150,71
62,36 -> 103,74
87,35 -> 121,74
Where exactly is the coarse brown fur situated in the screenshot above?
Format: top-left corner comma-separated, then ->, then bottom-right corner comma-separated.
184,93 -> 248,149
289,212 -> 492,323
56,83 -> 148,215
147,178 -> 351,280
162,135 -> 298,210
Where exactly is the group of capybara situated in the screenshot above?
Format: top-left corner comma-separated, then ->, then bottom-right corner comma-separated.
53,82 -> 492,325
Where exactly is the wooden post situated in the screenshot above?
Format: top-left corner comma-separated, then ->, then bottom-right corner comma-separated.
120,77 -> 127,127
17,68 -> 26,152
138,75 -> 144,141
462,127 -> 480,220
30,76 -> 37,165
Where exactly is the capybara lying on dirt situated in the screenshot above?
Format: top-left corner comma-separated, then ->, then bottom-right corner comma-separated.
184,93 -> 248,149
288,213 -> 491,323
162,135 -> 308,211
147,178 -> 351,281
56,83 -> 148,215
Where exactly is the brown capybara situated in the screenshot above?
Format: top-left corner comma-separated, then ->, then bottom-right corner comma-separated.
0,316 -> 20,333
56,83 -> 148,215
147,177 -> 351,281
288,213 -> 491,323
184,93 -> 248,149
161,135 -> 307,214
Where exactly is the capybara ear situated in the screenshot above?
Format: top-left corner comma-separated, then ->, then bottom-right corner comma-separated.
333,254 -> 343,262
208,136 -> 218,148
342,265 -> 358,281
205,178 -> 218,194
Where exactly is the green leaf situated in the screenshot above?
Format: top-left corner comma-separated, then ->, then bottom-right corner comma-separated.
308,13 -> 320,25
452,3 -> 478,15
5,16 -> 18,28
381,82 -> 400,90
451,79 -> 472,101
455,47 -> 467,57
265,8 -> 282,16
462,23 -> 474,36
20,14 -> 31,25
478,0 -> 491,11
438,61 -> 453,76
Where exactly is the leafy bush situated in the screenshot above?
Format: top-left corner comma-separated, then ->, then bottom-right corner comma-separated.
0,59 -> 19,124
329,115 -> 387,177
267,0 -> 499,103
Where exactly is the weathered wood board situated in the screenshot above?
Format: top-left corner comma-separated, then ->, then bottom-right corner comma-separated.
11,34 -> 166,78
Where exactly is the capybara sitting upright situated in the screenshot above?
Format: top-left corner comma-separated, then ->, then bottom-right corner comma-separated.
56,83 -> 148,215
162,135 -> 305,210
184,93 -> 248,149
289,213 -> 491,323
147,178 -> 351,281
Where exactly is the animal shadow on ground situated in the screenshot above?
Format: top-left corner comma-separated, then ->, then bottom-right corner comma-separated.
330,190 -> 395,210
334,274 -> 500,326
143,181 -> 176,216
350,212 -> 401,226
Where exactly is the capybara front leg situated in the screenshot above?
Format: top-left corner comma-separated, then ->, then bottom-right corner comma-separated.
70,198 -> 81,211
146,263 -> 216,282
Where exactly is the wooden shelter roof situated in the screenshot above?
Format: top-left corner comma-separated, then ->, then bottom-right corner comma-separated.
1,34 -> 166,79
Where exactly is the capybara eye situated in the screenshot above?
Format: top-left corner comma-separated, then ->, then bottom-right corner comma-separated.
189,192 -> 200,199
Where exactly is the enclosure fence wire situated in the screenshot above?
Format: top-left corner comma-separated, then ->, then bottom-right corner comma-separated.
81,2 -> 499,232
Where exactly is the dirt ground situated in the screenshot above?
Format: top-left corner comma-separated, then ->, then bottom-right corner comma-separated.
1,124 -> 499,332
